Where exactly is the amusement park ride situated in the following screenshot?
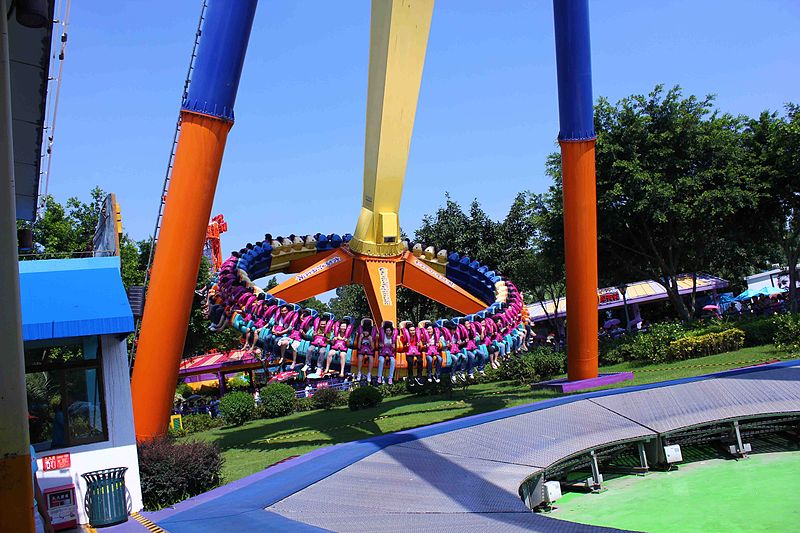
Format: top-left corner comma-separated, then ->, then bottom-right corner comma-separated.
131,0 -> 600,441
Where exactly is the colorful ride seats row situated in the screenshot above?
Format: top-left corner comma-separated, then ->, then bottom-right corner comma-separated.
444,252 -> 498,304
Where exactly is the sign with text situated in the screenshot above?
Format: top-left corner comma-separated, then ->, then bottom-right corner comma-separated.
42,453 -> 70,472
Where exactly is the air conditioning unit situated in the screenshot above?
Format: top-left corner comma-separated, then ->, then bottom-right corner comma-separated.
543,480 -> 562,503
664,444 -> 682,464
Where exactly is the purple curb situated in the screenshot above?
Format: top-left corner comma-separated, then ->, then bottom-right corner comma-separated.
532,372 -> 635,392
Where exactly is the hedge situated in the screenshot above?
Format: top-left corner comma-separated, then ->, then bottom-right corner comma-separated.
138,437 -> 223,510
666,328 -> 745,362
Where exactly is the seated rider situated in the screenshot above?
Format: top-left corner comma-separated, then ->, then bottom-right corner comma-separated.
377,321 -> 397,385
305,317 -> 331,373
403,322 -> 424,386
423,322 -> 442,383
355,318 -> 375,382
325,322 -> 350,378
272,304 -> 296,369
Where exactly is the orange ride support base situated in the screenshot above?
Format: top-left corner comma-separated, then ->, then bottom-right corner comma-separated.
131,112 -> 232,442
561,139 -> 599,381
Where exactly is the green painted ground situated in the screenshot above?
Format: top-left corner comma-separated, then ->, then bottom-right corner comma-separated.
551,452 -> 800,532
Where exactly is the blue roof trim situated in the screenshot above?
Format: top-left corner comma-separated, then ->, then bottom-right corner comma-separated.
19,256 -> 134,341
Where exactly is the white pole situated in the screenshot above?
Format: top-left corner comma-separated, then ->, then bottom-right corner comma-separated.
0,0 -> 35,531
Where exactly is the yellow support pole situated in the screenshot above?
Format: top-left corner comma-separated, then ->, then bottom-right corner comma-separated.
0,0 -> 34,530
349,0 -> 434,257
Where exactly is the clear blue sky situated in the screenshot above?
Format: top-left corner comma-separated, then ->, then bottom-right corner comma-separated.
48,0 -> 799,254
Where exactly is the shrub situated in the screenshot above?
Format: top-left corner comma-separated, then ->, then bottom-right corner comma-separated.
175,382 -> 193,399
182,413 -> 223,434
311,386 -> 342,410
499,353 -> 541,385
348,386 -> 383,410
376,382 -> 407,399
260,383 -> 296,418
138,437 -> 223,510
667,329 -> 745,361
293,396 -> 316,412
531,349 -> 565,380
219,391 -> 254,426
738,317 -> 779,347
773,313 -> 800,352
633,323 -> 687,363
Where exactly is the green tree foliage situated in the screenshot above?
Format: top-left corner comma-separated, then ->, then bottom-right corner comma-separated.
328,284 -> 371,320
546,85 -> 772,321
746,105 -> 800,311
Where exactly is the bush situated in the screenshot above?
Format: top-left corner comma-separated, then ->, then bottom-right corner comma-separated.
293,396 -> 316,412
531,349 -> 565,380
738,317 -> 779,347
219,391 -> 254,426
182,413 -> 223,434
348,386 -> 383,411
499,353 -> 541,385
667,329 -> 745,361
376,382 -> 407,399
260,383 -> 296,418
175,382 -> 193,399
311,386 -> 343,410
138,437 -> 223,510
633,323 -> 687,363
773,313 -> 800,352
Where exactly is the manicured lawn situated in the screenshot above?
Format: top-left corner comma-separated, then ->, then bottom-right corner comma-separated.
180,345 -> 795,484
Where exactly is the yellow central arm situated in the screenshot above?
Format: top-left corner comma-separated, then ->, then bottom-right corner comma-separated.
349,0 -> 434,257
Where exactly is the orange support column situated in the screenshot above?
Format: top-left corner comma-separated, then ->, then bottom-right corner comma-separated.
131,0 -> 257,441
131,113 -> 231,440
561,140 -> 599,380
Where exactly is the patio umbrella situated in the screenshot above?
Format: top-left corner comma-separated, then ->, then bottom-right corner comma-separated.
759,286 -> 787,297
702,305 -> 719,311
734,289 -> 761,301
603,318 -> 621,329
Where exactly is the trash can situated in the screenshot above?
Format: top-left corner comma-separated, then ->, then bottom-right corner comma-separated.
81,467 -> 128,527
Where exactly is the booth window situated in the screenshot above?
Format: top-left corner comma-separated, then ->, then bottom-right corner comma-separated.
25,336 -> 108,451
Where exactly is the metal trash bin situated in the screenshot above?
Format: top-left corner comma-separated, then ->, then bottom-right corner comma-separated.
81,467 -> 128,527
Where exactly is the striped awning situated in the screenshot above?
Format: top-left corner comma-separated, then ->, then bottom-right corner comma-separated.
179,349 -> 261,376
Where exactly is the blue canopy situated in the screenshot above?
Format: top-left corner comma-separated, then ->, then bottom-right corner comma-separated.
19,256 -> 134,341
759,286 -> 788,296
734,289 -> 761,301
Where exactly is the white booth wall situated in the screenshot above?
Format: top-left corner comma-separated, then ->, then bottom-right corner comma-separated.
35,334 -> 143,523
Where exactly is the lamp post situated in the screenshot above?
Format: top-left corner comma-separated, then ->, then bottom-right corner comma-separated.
617,284 -> 630,332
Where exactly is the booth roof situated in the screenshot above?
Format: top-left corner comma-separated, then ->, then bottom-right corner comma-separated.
19,256 -> 134,341
528,273 -> 730,322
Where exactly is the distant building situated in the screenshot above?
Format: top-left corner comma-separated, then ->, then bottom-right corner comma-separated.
745,266 -> 799,292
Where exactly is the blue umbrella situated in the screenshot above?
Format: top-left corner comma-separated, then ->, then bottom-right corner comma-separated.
734,289 -> 761,301
759,286 -> 788,296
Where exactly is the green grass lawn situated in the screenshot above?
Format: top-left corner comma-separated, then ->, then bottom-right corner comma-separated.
180,345 -> 795,484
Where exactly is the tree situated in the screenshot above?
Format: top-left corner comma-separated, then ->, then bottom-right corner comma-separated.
746,104 -> 800,311
328,284 -> 371,320
547,85 -> 770,321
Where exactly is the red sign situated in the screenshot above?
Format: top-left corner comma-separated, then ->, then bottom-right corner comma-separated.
42,453 -> 71,471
